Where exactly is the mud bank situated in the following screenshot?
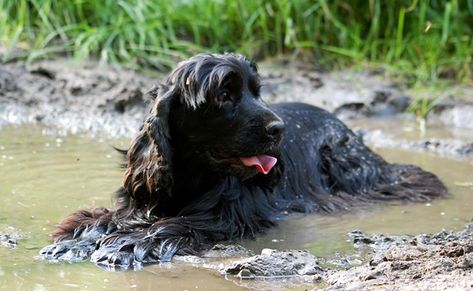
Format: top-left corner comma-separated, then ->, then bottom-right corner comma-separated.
326,223 -> 473,290
1,58 -> 472,156
3,59 -> 406,136
185,223 -> 473,290
0,60 -> 155,137
357,126 -> 473,158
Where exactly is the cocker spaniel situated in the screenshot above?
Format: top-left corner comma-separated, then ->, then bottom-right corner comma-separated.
40,53 -> 447,269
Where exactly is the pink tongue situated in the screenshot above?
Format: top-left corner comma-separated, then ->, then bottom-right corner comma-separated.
239,155 -> 278,175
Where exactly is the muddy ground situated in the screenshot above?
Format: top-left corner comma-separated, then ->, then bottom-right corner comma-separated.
1,58 -> 472,156
173,222 -> 473,290
326,223 -> 473,290
0,59 -> 155,136
1,58 -> 473,290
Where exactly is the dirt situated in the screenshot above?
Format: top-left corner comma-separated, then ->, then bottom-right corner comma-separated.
1,58 -> 472,155
224,249 -> 325,278
0,60 -> 155,136
358,129 -> 473,158
172,246 -> 327,290
222,249 -> 326,290
180,222 -> 472,290
258,61 -> 411,118
325,223 -> 473,290
166,222 -> 473,290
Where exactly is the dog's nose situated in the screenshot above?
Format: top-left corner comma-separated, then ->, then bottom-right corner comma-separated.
265,121 -> 285,139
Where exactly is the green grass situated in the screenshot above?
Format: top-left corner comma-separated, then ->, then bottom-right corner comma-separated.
407,93 -> 442,135
1,0 -> 472,82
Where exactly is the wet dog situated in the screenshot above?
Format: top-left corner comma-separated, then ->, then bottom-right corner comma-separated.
40,53 -> 447,269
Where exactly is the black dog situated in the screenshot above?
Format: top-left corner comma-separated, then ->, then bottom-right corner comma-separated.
40,53 -> 447,269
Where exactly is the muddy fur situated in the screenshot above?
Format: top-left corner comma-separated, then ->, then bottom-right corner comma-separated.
40,53 -> 448,269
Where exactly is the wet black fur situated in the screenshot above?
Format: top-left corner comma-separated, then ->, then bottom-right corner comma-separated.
40,53 -> 448,269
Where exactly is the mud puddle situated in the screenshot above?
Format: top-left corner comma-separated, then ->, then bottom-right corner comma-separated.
348,117 -> 473,158
1,125 -> 472,290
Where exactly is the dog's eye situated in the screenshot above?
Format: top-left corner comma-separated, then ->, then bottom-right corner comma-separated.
216,90 -> 233,105
221,90 -> 231,101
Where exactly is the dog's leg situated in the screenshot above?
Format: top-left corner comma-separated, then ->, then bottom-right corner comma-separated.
89,178 -> 277,269
89,216 -> 211,269
39,207 -> 116,262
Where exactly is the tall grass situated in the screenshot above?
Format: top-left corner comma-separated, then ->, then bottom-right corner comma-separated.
1,0 -> 472,81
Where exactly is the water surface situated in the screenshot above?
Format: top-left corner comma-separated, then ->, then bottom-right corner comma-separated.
1,124 -> 472,290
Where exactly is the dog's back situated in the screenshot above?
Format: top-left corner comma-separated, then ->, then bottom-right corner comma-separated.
271,102 -> 447,213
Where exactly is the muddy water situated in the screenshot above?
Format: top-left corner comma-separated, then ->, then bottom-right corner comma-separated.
1,125 -> 472,290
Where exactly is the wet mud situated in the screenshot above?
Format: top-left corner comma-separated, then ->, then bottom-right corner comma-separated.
0,60 -> 154,136
180,222 -> 473,290
1,58 -> 472,155
326,223 -> 473,290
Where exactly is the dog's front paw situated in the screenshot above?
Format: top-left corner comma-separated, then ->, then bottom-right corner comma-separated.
39,239 -> 95,262
90,244 -> 141,270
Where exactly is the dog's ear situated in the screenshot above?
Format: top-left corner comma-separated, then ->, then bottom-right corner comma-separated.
123,85 -> 174,216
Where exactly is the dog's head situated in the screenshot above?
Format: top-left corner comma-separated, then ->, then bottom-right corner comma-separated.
166,53 -> 285,178
124,53 -> 285,212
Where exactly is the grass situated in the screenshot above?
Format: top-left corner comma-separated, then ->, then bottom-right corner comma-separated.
407,94 -> 442,135
0,0 -> 472,128
1,0 -> 471,80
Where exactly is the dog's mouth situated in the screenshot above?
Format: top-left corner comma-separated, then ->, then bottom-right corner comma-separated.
209,150 -> 278,175
238,155 -> 277,174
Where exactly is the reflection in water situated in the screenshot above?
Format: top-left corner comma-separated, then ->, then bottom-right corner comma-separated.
0,124 -> 472,290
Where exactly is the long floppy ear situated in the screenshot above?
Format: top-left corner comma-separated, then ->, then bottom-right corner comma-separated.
123,85 -> 174,216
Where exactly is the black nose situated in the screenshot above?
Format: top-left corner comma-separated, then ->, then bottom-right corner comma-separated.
265,120 -> 285,139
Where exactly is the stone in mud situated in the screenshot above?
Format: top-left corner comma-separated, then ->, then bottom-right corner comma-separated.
202,244 -> 254,258
457,143 -> 473,155
112,88 -> 144,113
384,245 -> 423,262
333,103 -> 371,120
302,71 -> 324,89
334,91 -> 410,120
457,252 -> 473,268
0,67 -> 18,93
173,244 -> 254,268
0,227 -> 22,249
360,269 -> 384,281
0,233 -> 17,248
173,255 -> 207,265
223,249 -> 325,278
